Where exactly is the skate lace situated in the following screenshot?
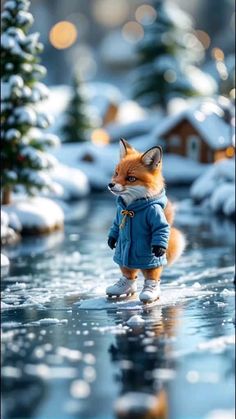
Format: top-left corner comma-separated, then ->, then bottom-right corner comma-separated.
116,277 -> 129,288
143,282 -> 158,292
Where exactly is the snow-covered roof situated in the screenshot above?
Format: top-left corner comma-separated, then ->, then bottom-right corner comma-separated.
155,98 -> 234,150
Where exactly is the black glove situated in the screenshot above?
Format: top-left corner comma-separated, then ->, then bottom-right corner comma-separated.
152,245 -> 166,257
108,236 -> 117,250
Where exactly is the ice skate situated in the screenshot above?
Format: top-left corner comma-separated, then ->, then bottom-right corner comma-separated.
139,280 -> 160,304
106,276 -> 137,298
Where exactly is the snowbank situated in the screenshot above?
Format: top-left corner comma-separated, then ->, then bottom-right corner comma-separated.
49,163 -> 90,200
1,253 -> 9,268
51,136 -> 205,190
190,159 -> 235,217
3,197 -> 64,235
1,210 -> 21,245
1,253 -> 10,277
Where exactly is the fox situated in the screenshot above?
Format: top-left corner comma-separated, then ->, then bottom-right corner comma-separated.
106,138 -> 186,304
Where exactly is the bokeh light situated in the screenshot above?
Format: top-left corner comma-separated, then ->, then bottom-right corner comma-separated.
92,0 -> 129,28
122,21 -> 144,44
135,4 -> 157,26
49,21 -> 77,49
216,61 -> 228,80
164,69 -> 177,83
194,110 -> 206,122
183,33 -> 200,49
226,146 -> 235,158
91,129 -> 110,146
195,30 -> 211,49
211,47 -> 225,61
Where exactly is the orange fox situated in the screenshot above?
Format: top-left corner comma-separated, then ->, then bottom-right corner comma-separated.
106,139 -> 185,303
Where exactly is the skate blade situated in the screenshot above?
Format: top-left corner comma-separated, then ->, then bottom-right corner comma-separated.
106,292 -> 136,300
141,296 -> 160,305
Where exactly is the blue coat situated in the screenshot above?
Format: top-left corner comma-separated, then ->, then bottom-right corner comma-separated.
109,190 -> 170,269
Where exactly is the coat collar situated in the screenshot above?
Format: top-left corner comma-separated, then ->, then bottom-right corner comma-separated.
117,189 -> 167,212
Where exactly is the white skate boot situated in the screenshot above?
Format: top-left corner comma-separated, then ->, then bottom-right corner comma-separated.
139,280 -> 160,304
106,276 -> 137,298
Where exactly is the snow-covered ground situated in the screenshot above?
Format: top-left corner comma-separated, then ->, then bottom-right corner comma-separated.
190,158 -> 235,217
51,141 -> 208,190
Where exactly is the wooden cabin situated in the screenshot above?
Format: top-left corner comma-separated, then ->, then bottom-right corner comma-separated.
156,100 -> 235,163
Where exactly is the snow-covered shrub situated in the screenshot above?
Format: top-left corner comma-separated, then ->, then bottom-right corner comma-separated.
190,159 -> 235,217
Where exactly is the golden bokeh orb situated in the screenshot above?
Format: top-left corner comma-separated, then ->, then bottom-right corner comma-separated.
91,129 -> 110,146
49,21 -> 78,49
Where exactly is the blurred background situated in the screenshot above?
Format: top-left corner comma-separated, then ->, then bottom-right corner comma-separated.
30,0 -> 235,87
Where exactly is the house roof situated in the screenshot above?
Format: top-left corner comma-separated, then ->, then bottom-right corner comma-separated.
155,97 -> 235,150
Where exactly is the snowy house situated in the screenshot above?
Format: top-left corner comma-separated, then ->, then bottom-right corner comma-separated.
155,98 -> 235,163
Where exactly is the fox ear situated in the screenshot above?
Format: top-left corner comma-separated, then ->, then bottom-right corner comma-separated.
119,138 -> 134,159
141,146 -> 162,169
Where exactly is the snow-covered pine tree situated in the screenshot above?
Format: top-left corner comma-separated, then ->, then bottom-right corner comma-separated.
132,0 -> 205,110
1,0 -> 59,205
61,74 -> 91,143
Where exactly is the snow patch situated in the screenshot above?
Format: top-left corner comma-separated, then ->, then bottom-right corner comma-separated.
75,286 -> 210,311
191,159 -> 235,217
3,197 -> 64,232
197,335 -> 235,352
1,253 -> 10,268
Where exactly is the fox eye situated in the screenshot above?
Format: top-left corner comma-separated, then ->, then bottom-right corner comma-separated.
127,176 -> 137,182
114,170 -> 118,177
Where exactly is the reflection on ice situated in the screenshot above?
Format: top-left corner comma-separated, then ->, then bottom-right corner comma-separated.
1,194 -> 235,419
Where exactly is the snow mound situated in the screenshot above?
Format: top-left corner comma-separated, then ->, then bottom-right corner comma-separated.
49,163 -> 90,200
191,158 -> 235,217
3,197 -> 64,234
1,253 -> 10,268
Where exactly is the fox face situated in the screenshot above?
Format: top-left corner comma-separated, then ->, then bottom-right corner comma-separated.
108,139 -> 164,205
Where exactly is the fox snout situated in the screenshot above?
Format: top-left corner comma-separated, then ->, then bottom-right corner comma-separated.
108,182 -> 125,194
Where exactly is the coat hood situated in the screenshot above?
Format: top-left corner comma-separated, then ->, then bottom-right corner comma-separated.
117,189 -> 167,212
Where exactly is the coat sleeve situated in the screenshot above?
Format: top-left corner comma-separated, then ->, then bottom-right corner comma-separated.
148,205 -> 170,249
108,209 -> 120,240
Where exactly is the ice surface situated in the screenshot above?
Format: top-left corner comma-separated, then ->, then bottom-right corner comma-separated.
1,194 -> 235,418
75,286 -> 210,311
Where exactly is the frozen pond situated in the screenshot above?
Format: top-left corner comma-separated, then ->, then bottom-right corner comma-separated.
1,190 -> 235,419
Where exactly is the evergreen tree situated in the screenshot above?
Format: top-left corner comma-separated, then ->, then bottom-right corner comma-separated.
1,0 -> 59,205
62,74 -> 91,143
132,0 -> 206,110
